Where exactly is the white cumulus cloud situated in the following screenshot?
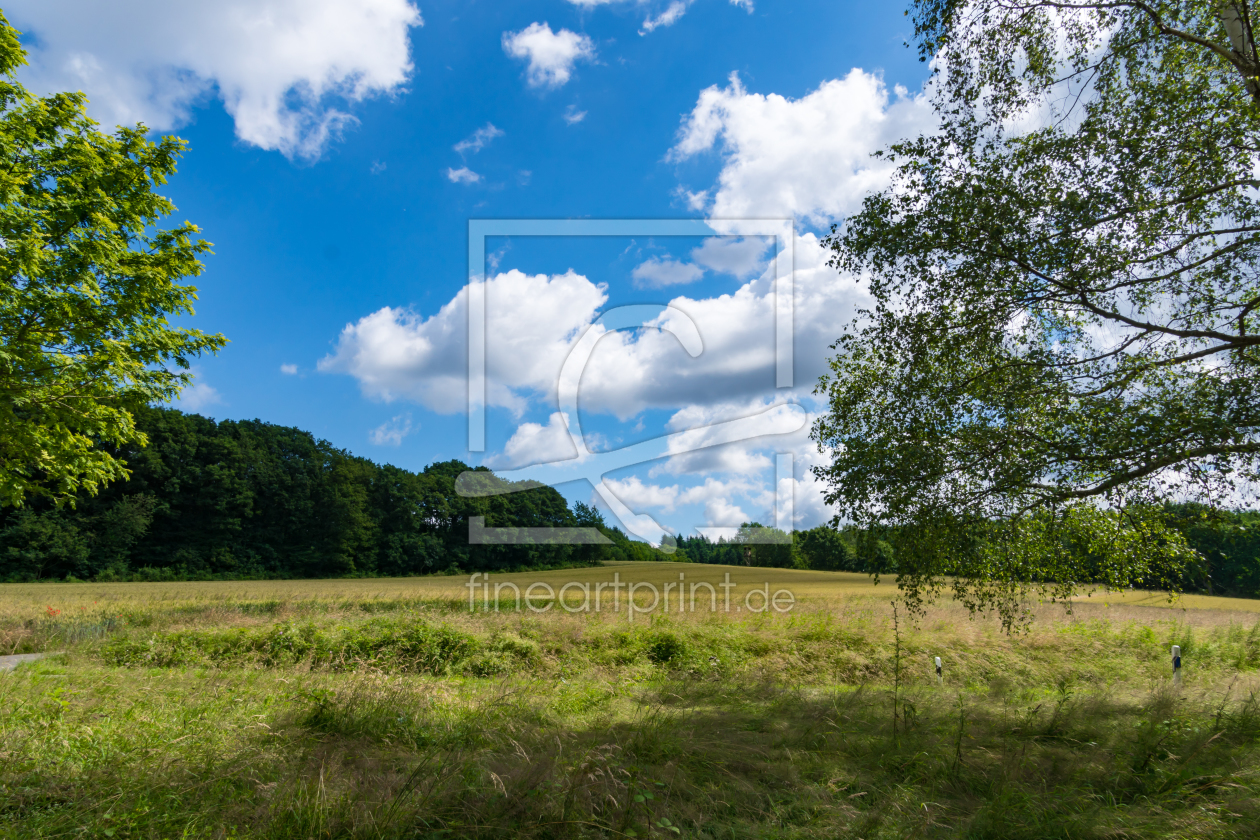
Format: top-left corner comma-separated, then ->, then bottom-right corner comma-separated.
604,475 -> 765,514
321,233 -> 868,422
7,0 -> 423,162
318,269 -> 607,415
502,22 -> 596,89
485,412 -> 583,469
631,256 -> 704,288
175,375 -> 222,412
704,497 -> 749,527
279,363 -> 298,375
689,236 -> 770,279
670,71 -> 933,224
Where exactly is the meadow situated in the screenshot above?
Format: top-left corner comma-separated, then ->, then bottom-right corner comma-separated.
3,562 -> 1260,839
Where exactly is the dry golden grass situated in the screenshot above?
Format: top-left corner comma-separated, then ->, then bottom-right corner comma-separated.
2,561 -> 1257,633
3,563 -> 1260,838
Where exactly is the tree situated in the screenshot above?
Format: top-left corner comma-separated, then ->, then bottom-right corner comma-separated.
0,407 -> 625,581
811,1 -> 1260,625
0,13 -> 225,507
731,522 -> 794,568
791,525 -> 853,571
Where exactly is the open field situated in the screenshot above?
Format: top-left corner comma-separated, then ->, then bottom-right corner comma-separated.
3,564 -> 1260,839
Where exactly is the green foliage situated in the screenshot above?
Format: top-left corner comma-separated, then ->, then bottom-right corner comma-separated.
0,406 -> 663,581
812,0 -> 1260,621
1166,502 -> 1260,596
793,525 -> 857,571
0,508 -> 88,579
676,522 -> 794,568
0,13 -> 225,506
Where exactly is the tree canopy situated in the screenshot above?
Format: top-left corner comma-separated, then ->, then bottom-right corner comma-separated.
0,407 -> 672,582
813,0 -> 1260,625
0,12 -> 224,507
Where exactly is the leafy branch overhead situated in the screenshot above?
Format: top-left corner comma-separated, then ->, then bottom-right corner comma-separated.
0,11 -> 225,507
814,0 -> 1260,625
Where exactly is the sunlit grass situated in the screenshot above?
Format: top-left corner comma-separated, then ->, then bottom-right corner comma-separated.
2,564 -> 1260,838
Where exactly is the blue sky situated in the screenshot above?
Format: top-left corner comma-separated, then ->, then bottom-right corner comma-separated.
10,0 -> 934,541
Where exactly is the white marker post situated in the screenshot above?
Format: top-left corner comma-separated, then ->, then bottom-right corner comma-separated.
934,656 -> 942,686
1172,645 -> 1182,685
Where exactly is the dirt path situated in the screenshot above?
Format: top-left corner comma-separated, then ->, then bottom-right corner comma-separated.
0,652 -> 59,672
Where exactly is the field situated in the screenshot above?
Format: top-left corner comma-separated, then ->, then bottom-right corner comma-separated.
3,563 -> 1260,839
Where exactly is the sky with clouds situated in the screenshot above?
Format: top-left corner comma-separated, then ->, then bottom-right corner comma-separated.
7,0 -> 934,541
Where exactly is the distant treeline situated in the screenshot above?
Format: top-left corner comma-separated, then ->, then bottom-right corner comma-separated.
676,523 -> 893,575
4,408 -> 1258,596
0,407 -> 673,582
680,512 -> 1260,599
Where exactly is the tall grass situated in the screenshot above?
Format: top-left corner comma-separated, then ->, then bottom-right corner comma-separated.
2,572 -> 1260,837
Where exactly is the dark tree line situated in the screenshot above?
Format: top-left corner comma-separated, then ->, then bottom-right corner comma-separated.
680,515 -> 1260,599
676,523 -> 894,575
3,407 -> 1257,595
1164,504 -> 1260,598
0,407 -> 666,582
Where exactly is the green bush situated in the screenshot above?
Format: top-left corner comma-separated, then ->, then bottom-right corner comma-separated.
100,618 -> 484,675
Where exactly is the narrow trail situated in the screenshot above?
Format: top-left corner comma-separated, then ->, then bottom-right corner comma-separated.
0,652 -> 58,672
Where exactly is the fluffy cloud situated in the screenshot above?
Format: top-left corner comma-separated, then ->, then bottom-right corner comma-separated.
702,497 -> 749,527
502,23 -> 596,89
604,475 -> 766,514
454,123 -> 504,156
689,236 -> 770,278
320,250 -> 852,530
369,413 -> 415,446
279,363 -> 298,375
624,397 -> 840,529
318,269 -> 607,414
175,373 -> 222,412
654,400 -> 784,476
563,105 -> 588,124
485,412 -> 582,469
603,476 -> 684,511
584,233 -> 868,418
8,0 -> 422,161
670,71 -> 933,224
321,233 -> 867,420
446,166 -> 482,184
631,256 -> 704,288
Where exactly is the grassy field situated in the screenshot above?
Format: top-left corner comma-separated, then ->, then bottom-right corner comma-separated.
3,563 -> 1260,839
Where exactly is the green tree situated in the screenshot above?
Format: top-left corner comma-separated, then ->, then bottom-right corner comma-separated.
0,13 -> 224,506
810,1 -> 1260,625
731,522 -> 794,568
792,525 -> 854,571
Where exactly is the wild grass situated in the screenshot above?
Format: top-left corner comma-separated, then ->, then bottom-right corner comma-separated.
3,565 -> 1260,838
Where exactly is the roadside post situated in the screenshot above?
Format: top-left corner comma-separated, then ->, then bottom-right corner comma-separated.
934,656 -> 942,686
1172,644 -> 1182,685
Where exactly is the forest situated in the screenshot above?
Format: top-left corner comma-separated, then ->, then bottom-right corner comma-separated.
0,407 -> 669,582
2,406 -> 1258,596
